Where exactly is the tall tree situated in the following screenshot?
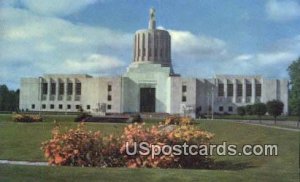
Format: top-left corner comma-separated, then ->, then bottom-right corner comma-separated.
0,84 -> 19,111
267,100 -> 284,125
0,85 -> 9,111
252,103 -> 267,123
288,57 -> 300,122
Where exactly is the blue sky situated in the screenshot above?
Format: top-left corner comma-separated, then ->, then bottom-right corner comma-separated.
1,0 -> 300,89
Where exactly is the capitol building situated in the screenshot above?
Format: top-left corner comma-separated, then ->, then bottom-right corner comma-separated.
19,9 -> 288,117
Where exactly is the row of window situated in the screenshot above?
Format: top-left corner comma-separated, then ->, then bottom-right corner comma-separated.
107,84 -> 112,101
219,106 -> 233,112
42,83 -> 113,96
218,83 -> 262,97
31,104 -> 112,110
42,82 -> 81,95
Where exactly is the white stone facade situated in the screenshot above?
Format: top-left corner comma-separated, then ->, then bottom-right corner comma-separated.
19,9 -> 289,117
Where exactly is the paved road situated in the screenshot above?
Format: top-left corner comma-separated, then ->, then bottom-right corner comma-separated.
220,119 -> 300,132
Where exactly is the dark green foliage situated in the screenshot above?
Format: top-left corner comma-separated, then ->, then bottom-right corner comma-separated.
267,100 -> 284,123
245,105 -> 253,115
288,57 -> 300,121
252,103 -> 267,122
237,106 -> 246,116
0,85 -> 19,111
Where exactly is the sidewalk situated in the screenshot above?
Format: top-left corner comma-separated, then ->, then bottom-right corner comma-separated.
0,160 -> 48,166
220,119 -> 300,132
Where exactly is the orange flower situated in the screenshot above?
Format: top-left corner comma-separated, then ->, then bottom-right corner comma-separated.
54,155 -> 63,164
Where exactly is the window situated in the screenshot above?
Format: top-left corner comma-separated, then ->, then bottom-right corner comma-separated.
59,104 -> 63,109
42,104 -> 46,109
219,106 -> 224,112
107,95 -> 112,101
256,84 -> 262,97
218,84 -> 224,97
182,96 -> 187,102
182,85 -> 187,92
76,105 -> 80,109
227,84 -> 233,97
31,104 -> 35,109
50,104 -> 54,109
50,83 -> 56,95
42,83 -> 48,94
67,83 -> 73,95
149,48 -> 152,57
246,84 -> 252,97
75,82 -> 81,95
87,105 -> 90,110
107,104 -> 112,110
108,84 -> 112,92
67,105 -> 71,109
155,48 -> 157,57
59,83 -> 64,95
228,106 -> 233,112
237,84 -> 243,97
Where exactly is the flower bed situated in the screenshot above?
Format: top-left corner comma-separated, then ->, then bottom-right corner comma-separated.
13,114 -> 43,122
41,117 -> 214,168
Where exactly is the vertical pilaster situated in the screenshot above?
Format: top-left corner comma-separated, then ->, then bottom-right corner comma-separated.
47,78 -> 51,101
242,79 -> 246,103
233,79 -> 237,103
224,79 -> 228,99
251,78 -> 256,103
55,78 -> 59,101
64,78 -> 68,102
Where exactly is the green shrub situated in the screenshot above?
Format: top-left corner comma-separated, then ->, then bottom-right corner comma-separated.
237,107 -> 246,116
252,103 -> 267,122
245,105 -> 254,115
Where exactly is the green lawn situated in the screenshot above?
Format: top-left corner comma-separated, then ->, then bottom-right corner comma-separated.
0,114 -> 299,182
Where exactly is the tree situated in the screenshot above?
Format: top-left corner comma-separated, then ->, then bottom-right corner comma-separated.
288,57 -> 300,122
252,103 -> 267,123
267,100 -> 284,125
237,106 -> 246,116
245,105 -> 253,115
0,84 -> 19,111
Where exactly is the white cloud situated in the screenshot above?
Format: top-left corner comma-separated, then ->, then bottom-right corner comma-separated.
19,0 -> 100,16
230,37 -> 300,78
62,54 -> 125,73
180,35 -> 300,79
0,7 -> 131,89
169,29 -> 227,59
266,0 -> 300,21
235,54 -> 253,61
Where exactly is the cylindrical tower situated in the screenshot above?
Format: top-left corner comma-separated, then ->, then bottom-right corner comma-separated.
132,8 -> 172,68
